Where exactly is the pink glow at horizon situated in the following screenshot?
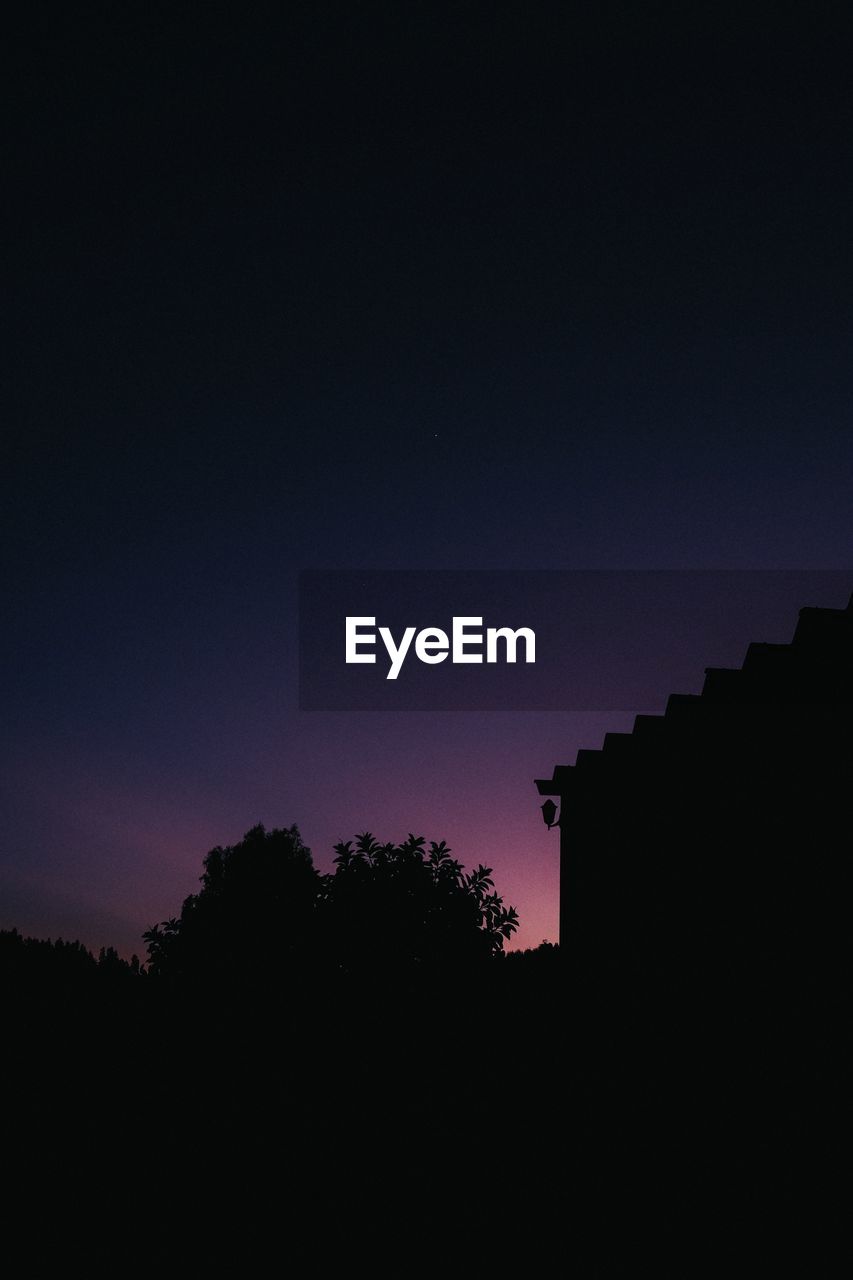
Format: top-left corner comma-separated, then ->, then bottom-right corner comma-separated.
0,711 -> 632,959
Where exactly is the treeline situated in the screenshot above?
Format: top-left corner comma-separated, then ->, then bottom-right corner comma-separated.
2,825 -> 560,996
0,927 -> 141,983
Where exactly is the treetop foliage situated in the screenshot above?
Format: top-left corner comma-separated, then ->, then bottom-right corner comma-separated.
143,823 -> 519,981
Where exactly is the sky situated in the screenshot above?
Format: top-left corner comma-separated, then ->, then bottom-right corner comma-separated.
3,3 -> 853,956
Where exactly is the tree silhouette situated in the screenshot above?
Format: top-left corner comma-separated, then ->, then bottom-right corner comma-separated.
143,825 -> 519,983
143,823 -> 320,983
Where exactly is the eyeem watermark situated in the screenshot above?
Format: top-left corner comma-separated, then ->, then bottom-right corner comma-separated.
346,616 -> 536,680
299,569 -> 852,711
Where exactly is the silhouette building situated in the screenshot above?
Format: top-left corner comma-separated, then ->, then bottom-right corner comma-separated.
536,594 -> 852,1067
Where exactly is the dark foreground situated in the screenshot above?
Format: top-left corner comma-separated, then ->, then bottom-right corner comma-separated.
4,939 -> 844,1264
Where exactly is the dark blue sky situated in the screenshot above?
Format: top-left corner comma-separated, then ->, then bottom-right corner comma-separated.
3,3 -> 852,954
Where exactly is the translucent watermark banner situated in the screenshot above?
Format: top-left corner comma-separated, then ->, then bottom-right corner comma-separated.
298,570 -> 852,712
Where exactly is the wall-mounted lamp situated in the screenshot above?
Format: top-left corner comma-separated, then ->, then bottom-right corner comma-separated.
540,798 -> 559,829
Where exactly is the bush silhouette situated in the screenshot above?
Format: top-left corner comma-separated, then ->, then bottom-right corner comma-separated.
144,824 -> 518,982
321,832 -> 519,975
